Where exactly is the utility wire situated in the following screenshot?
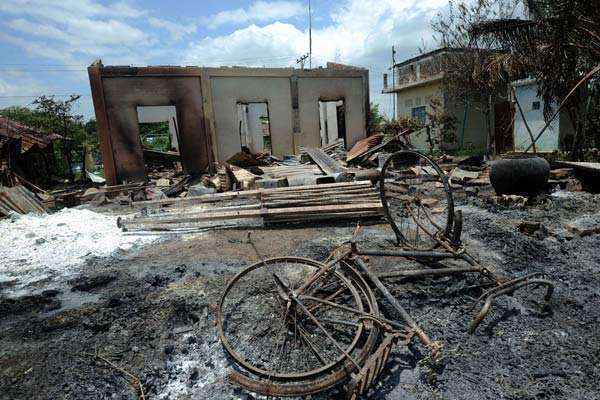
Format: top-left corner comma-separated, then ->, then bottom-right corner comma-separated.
0,94 -> 88,98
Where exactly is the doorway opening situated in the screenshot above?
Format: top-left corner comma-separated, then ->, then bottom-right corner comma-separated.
318,99 -> 346,147
136,105 -> 181,171
236,102 -> 272,154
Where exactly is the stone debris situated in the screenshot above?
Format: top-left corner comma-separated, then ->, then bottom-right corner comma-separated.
566,214 -> 600,237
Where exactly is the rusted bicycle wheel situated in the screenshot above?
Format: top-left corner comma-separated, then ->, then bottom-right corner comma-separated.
380,150 -> 454,250
218,257 -> 380,396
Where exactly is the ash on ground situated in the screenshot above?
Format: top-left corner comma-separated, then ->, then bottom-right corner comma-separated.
2,191 -> 600,400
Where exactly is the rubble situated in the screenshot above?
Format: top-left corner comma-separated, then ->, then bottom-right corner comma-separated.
566,214 -> 600,237
120,181 -> 383,232
212,151 -> 560,398
0,185 -> 46,216
549,168 -> 574,180
187,183 -> 216,196
491,194 -> 528,208
518,220 -> 548,238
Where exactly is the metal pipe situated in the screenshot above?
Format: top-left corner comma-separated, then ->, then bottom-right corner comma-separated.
353,258 -> 438,353
377,266 -> 483,280
356,249 -> 461,259
299,295 -> 406,332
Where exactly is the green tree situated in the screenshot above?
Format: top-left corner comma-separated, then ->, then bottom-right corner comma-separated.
441,0 -> 600,158
139,121 -> 171,152
0,95 -> 92,181
31,95 -> 85,181
368,103 -> 386,134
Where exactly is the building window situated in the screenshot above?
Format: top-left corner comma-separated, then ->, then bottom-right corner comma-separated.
405,99 -> 413,108
411,106 -> 427,123
532,101 -> 541,110
415,96 -> 422,106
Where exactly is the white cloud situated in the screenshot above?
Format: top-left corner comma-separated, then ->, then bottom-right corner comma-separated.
67,18 -> 149,46
184,23 -> 305,66
0,32 -> 78,64
6,18 -> 70,42
0,74 -> 67,109
187,0 -> 446,68
0,0 -> 451,118
148,17 -> 197,41
0,0 -> 145,21
185,0 -> 447,115
205,1 -> 304,30
1,0 -> 155,65
6,17 -> 149,48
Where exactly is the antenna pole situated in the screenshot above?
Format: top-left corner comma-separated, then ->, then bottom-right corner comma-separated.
308,0 -> 312,68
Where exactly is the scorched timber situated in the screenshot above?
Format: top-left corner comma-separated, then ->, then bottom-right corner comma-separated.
118,202 -> 383,230
131,181 -> 374,209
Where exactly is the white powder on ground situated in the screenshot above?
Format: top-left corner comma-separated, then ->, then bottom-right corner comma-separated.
156,334 -> 240,400
0,208 -> 159,294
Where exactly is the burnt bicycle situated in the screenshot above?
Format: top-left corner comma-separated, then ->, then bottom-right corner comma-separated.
216,149 -> 555,398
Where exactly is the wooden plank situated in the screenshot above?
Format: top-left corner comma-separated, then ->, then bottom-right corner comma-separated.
138,196 -> 379,220
556,161 -> 600,174
120,202 -> 383,228
132,181 -> 372,208
266,192 -> 379,203
263,187 -> 376,200
265,211 -> 382,223
15,186 -> 45,213
304,147 -> 344,175
142,186 -> 377,213
0,192 -> 26,214
13,187 -> 42,213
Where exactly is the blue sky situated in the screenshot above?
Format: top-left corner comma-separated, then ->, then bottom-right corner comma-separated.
0,0 -> 449,120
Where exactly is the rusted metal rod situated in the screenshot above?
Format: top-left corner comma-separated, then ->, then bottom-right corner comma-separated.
299,295 -> 407,331
297,325 -> 327,365
356,248 -> 463,260
318,317 -> 360,328
377,266 -> 483,280
294,248 -> 352,297
273,273 -> 361,370
353,258 -> 438,352
469,278 -> 554,334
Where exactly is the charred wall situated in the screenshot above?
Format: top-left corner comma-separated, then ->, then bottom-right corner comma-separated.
89,61 -> 369,185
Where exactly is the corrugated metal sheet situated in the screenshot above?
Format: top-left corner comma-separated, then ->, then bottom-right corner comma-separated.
0,116 -> 64,153
0,185 -> 46,217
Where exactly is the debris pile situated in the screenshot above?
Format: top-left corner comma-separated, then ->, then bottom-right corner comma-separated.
0,185 -> 46,216
0,116 -> 65,189
120,181 -> 383,232
215,150 -> 556,398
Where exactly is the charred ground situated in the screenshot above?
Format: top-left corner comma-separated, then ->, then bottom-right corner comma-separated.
1,190 -> 600,400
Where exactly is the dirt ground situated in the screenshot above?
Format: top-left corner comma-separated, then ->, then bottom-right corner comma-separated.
2,188 -> 600,400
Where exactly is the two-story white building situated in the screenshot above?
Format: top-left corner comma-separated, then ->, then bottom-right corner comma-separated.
383,48 -> 505,153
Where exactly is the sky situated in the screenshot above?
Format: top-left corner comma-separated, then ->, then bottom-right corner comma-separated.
0,0 -> 450,120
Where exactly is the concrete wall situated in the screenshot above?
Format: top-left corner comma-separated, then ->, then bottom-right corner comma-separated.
447,99 -> 490,151
90,63 -> 369,184
100,76 -> 209,183
513,80 -> 562,152
298,77 -> 365,149
395,82 -> 442,120
210,76 -> 293,161
394,81 -> 490,151
394,82 -> 442,150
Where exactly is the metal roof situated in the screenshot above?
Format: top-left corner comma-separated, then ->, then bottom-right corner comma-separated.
0,116 -> 64,153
